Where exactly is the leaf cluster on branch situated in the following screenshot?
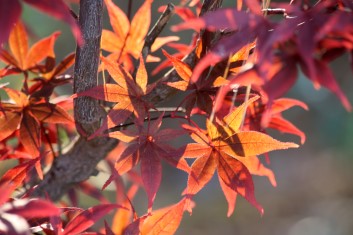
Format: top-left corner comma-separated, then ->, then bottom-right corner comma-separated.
0,0 -> 352,234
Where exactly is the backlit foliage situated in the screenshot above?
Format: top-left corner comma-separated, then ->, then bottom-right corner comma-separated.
0,0 -> 352,234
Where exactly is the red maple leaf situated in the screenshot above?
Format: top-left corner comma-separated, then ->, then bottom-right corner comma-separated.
105,113 -> 190,211
28,53 -> 75,99
173,1 -> 353,110
163,50 -> 229,116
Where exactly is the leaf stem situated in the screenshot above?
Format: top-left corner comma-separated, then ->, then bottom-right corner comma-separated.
240,84 -> 251,129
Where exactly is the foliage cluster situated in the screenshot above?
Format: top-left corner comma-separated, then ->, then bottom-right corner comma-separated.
0,0 -> 352,234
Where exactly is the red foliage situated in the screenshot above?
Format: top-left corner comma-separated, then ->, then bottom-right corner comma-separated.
0,0 -> 352,234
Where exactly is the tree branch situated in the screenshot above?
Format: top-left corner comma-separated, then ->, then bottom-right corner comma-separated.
142,3 -> 175,60
33,0 -> 224,201
73,0 -> 104,137
32,0 -> 118,200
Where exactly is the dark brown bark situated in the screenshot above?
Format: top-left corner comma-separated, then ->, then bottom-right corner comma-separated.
32,0 -> 117,200
73,0 -> 104,137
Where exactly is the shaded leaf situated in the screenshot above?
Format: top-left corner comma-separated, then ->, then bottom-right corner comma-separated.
30,103 -> 73,124
141,145 -> 162,211
218,152 -> 263,214
19,112 -> 41,157
238,156 -> 277,187
9,21 -> 28,69
114,143 -> 140,175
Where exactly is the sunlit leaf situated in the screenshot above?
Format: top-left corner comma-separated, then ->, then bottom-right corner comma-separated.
220,131 -> 298,158
63,204 -> 125,235
186,153 -> 217,196
8,21 -> 28,70
140,198 -> 186,235
0,112 -> 22,141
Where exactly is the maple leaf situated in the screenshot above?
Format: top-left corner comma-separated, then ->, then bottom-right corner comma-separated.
173,8 -> 265,83
74,56 -> 155,138
265,98 -> 308,144
102,0 -> 154,70
0,0 -> 81,46
215,83 -> 307,143
0,20 -> 60,78
102,0 -> 151,55
105,114 -> 190,211
102,0 -> 179,71
180,97 -> 298,216
151,38 -> 196,75
257,3 -> 353,111
173,2 -> 353,111
124,198 -> 186,235
162,50 -> 228,116
29,53 -> 75,99
162,50 -> 192,91
62,204 -> 125,235
0,87 -> 73,157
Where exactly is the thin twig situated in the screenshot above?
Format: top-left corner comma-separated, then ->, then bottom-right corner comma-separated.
240,84 -> 251,129
109,107 -> 186,131
141,3 -> 175,61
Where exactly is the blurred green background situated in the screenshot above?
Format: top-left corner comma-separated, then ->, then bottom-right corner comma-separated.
2,0 -> 353,234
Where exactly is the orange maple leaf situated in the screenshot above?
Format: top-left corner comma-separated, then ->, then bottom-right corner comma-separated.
0,21 -> 60,77
180,96 -> 298,216
102,0 -> 179,71
0,87 -> 73,157
123,198 -> 186,235
74,56 -> 156,138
